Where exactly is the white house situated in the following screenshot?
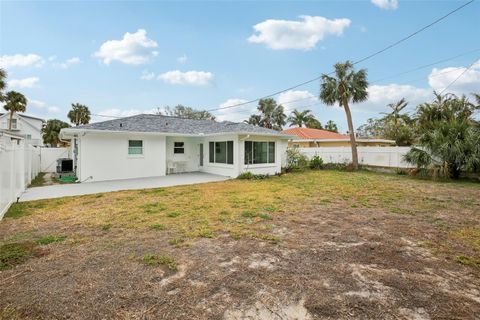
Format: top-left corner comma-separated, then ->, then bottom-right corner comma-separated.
0,113 -> 45,146
60,114 -> 293,182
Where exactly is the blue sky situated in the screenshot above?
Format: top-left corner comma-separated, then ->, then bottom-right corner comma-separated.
1,0 -> 479,132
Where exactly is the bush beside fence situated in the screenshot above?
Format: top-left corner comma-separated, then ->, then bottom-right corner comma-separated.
298,146 -> 414,168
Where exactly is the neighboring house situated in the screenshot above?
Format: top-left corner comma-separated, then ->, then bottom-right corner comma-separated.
0,130 -> 25,146
282,127 -> 395,148
0,113 -> 45,146
60,114 -> 292,182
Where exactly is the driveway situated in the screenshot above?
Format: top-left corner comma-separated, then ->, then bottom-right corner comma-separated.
19,172 -> 229,202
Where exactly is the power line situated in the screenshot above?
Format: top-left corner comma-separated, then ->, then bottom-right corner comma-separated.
439,57 -> 479,95
369,47 -> 480,84
202,0 -> 474,114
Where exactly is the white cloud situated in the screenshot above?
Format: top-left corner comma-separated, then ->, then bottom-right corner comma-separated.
7,77 -> 40,89
248,15 -> 351,50
26,98 -> 60,118
371,0 -> 398,10
215,98 -> 252,122
278,90 -> 318,113
94,29 -> 158,65
0,54 -> 44,68
140,70 -> 155,80
157,70 -> 214,86
48,106 -> 60,113
177,54 -> 188,64
56,57 -> 81,69
428,60 -> 480,95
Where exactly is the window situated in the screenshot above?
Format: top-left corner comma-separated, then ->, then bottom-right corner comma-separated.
128,140 -> 143,155
244,141 -> 275,165
209,141 -> 234,164
174,141 -> 184,154
26,134 -> 32,140
9,119 -> 17,129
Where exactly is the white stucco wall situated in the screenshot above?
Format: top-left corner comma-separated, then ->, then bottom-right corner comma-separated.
78,133 -> 166,182
200,135 -> 240,178
238,135 -> 285,176
165,137 -> 202,173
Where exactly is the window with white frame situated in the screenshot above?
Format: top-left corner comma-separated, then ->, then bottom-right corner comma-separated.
244,141 -> 275,165
174,142 -> 185,154
9,119 -> 17,129
209,141 -> 233,164
128,140 -> 143,155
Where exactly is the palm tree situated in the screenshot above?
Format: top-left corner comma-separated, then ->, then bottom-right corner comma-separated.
384,98 -> 409,127
42,119 -> 70,147
3,91 -> 28,130
244,114 -> 261,126
320,61 -> 368,169
256,98 -> 286,130
0,68 -> 7,102
324,120 -> 338,133
288,109 -> 316,127
67,103 -> 91,126
306,118 -> 322,129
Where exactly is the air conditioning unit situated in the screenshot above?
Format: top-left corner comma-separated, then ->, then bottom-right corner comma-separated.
56,158 -> 73,173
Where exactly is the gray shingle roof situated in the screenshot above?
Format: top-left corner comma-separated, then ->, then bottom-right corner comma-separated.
67,114 -> 290,137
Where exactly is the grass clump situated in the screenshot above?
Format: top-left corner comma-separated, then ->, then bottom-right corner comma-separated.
101,224 -> 112,231
168,237 -> 185,246
0,243 -> 34,270
36,235 -> 66,245
167,211 -> 181,218
259,213 -> 272,220
28,172 -> 46,187
142,253 -> 178,270
5,203 -> 31,219
241,210 -> 257,218
454,255 -> 480,267
150,223 -> 166,230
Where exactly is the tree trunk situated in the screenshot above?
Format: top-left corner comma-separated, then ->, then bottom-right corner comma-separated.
8,111 -> 13,130
343,99 -> 359,170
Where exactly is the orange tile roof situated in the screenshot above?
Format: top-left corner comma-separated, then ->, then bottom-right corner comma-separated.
282,127 -> 350,140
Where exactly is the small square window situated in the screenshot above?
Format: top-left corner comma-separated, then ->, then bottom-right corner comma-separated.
174,141 -> 184,154
128,140 -> 143,155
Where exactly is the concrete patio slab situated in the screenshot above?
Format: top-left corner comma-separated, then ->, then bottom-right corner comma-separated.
19,172 -> 229,202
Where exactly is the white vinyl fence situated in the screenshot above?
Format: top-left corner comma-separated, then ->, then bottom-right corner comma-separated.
0,144 -> 41,218
40,147 -> 71,172
298,146 -> 414,168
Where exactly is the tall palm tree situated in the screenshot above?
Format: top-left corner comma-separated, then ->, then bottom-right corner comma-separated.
244,114 -> 261,126
256,98 -> 286,130
287,109 -> 316,127
324,120 -> 338,133
320,61 -> 368,169
0,68 -> 7,102
67,103 -> 91,126
384,98 -> 408,126
4,91 -> 28,130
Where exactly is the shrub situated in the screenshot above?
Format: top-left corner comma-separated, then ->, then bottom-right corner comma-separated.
238,172 -> 254,179
309,156 -> 324,169
237,172 -> 269,180
285,148 -> 309,172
